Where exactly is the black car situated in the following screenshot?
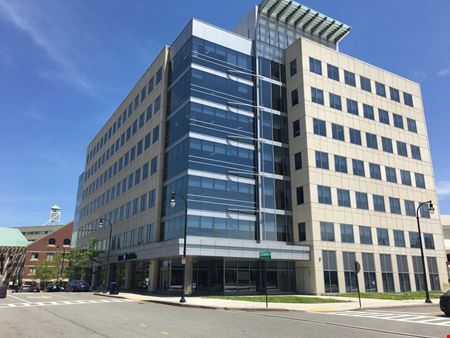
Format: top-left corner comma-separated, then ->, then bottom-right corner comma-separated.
66,280 -> 90,292
45,283 -> 63,292
439,290 -> 450,316
18,284 -> 40,293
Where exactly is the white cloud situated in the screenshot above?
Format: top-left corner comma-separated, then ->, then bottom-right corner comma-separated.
437,180 -> 450,199
0,0 -> 97,94
437,68 -> 450,77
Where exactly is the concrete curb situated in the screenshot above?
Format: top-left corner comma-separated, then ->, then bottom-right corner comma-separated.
355,301 -> 440,312
92,292 -> 293,312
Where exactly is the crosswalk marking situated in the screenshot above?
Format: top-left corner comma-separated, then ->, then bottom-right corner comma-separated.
328,310 -> 450,327
0,298 -> 133,309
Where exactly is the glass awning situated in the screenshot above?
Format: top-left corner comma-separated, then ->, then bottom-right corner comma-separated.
259,0 -> 351,44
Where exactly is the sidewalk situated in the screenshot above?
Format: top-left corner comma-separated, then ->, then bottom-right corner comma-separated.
93,292 -> 440,312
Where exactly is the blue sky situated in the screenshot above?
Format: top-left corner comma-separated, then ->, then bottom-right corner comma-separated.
0,0 -> 449,226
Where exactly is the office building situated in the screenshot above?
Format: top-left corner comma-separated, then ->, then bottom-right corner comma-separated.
74,0 -> 446,294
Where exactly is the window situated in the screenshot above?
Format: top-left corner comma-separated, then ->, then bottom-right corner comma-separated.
407,118 -> 417,133
320,222 -> 335,241
147,77 -> 154,94
332,123 -> 345,141
378,109 -> 390,124
389,197 -> 401,214
375,82 -> 386,97
377,228 -> 389,246
393,113 -> 404,129
380,254 -> 394,292
150,156 -> 158,174
346,98 -> 359,115
343,252 -> 358,292
298,222 -> 306,241
144,133 -> 151,150
359,226 -> 372,244
412,256 -> 425,291
48,238 -> 56,245
373,195 -> 385,212
397,255 -> 411,292
394,230 -> 405,247
155,67 -> 162,84
355,191 -> 369,210
309,57 -> 322,75
29,267 -> 36,275
154,96 -> 161,113
385,167 -> 397,183
153,125 -> 160,143
294,152 -> 302,170
363,104 -> 374,120
424,233 -> 435,249
296,186 -> 304,205
340,224 -> 354,243
349,128 -> 361,145
291,89 -> 299,106
397,141 -> 408,157
46,253 -> 55,260
329,93 -> 342,110
290,59 -> 297,76
318,185 -> 332,205
334,155 -> 348,173
369,164 -> 381,180
362,253 -> 377,292
366,133 -> 378,149
415,173 -> 426,189
323,250 -> 339,293
337,189 -> 351,207
403,92 -> 414,107
313,118 -> 326,136
390,87 -> 400,102
146,223 -> 153,243
404,200 -> 416,217
420,204 -> 431,218
411,145 -> 421,160
352,159 -> 365,177
148,189 -> 156,208
344,70 -> 356,86
142,163 -> 149,180
382,137 -> 393,153
427,257 -> 440,290
63,238 -> 71,246
315,151 -> 329,169
360,76 -> 371,92
400,170 -> 411,186
292,119 -> 300,138
327,64 -> 340,81
311,87 -> 324,105
409,232 -> 421,248
31,252 -> 39,260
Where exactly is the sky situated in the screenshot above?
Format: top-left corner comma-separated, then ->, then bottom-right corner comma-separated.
0,0 -> 449,227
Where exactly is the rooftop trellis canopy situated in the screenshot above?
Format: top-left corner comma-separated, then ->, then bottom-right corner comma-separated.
258,0 -> 351,45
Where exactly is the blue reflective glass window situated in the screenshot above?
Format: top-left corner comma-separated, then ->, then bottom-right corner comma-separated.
327,64 -> 340,81
360,76 -> 371,92
344,70 -> 356,86
293,119 -> 300,137
320,222 -> 335,241
389,197 -> 401,215
397,141 -> 408,157
355,192 -> 369,210
411,145 -> 421,160
329,93 -> 342,110
393,113 -> 404,129
337,189 -> 351,207
373,195 -> 385,212
360,226 -> 372,244
369,163 -> 381,180
366,133 -> 378,149
375,82 -> 386,97
377,228 -> 389,246
290,59 -> 297,76
296,186 -> 304,205
404,200 -> 415,216
407,118 -> 417,133
400,170 -> 412,186
309,57 -> 322,75
390,87 -> 400,102
291,89 -> 299,106
318,185 -> 332,205
349,128 -> 362,145
363,104 -> 374,120
382,137 -> 393,153
352,159 -> 365,177
332,123 -> 345,141
346,98 -> 358,115
385,167 -> 397,183
313,118 -> 327,136
378,109 -> 390,125
334,155 -> 347,173
311,87 -> 324,105
403,92 -> 414,107
315,151 -> 329,169
415,173 -> 426,189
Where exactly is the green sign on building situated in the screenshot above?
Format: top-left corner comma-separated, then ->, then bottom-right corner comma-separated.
259,251 -> 271,260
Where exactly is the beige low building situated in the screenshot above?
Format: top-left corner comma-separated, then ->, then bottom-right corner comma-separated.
441,215 -> 450,280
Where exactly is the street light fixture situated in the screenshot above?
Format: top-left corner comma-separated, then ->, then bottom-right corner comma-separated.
416,200 -> 434,303
99,216 -> 113,292
169,192 -> 188,303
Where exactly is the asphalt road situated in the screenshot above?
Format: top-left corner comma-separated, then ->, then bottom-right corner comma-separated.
1,292 -> 449,338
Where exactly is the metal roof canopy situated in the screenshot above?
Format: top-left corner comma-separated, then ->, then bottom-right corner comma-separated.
259,0 -> 351,45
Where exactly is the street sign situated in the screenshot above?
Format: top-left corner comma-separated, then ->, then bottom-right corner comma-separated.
259,251 -> 271,260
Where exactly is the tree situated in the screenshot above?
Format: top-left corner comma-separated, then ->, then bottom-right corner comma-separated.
35,259 -> 57,287
65,238 -> 103,282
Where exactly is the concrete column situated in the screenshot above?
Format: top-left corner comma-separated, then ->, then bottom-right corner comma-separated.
124,262 -> 133,289
184,257 -> 193,295
148,259 -> 158,293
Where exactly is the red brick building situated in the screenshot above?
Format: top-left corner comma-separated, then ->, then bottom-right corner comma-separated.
23,222 -> 73,284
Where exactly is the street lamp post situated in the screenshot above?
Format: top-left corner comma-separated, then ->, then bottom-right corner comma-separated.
99,217 -> 113,291
416,200 -> 435,304
169,192 -> 188,303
